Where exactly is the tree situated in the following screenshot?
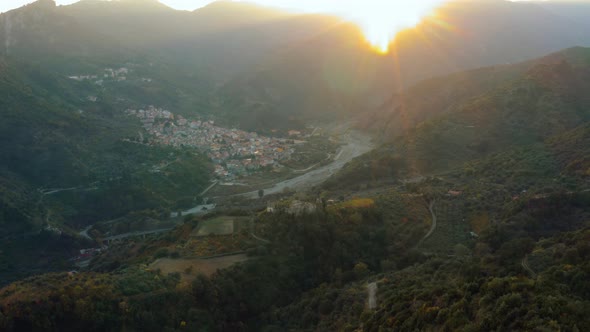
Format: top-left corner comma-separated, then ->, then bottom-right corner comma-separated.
354,262 -> 370,279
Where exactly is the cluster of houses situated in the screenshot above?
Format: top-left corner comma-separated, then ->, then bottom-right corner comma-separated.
68,67 -> 152,85
68,67 -> 128,82
126,106 -> 298,179
71,246 -> 108,266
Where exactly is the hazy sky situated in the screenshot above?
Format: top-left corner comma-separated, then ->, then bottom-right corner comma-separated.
0,0 -> 445,14
1,0 -> 450,52
0,0 -> 564,14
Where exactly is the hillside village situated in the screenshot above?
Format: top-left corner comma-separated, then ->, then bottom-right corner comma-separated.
68,66 -> 155,88
125,106 -> 301,179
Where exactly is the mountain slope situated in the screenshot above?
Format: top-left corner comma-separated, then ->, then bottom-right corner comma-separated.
4,0 -> 590,133
0,0 -> 127,69
215,0 -> 590,131
363,47 -> 590,140
388,0 -> 590,85
326,47 -> 590,191
394,53 -> 590,173
61,0 -> 339,81
0,58 -> 211,232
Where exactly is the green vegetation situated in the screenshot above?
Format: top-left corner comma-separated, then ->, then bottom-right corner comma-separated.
0,194 -> 431,331
1,187 -> 588,331
0,59 -> 212,227
1,1 -> 590,330
0,58 -> 212,284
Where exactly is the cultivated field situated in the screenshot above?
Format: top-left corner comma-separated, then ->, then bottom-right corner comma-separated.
194,216 -> 250,237
150,254 -> 249,280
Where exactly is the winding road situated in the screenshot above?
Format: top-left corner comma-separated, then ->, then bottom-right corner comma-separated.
79,225 -> 92,240
521,255 -> 537,279
103,228 -> 174,242
77,126 -> 375,240
418,200 -> 437,247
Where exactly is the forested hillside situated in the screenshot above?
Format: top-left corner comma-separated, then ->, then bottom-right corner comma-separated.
333,47 -> 590,187
1,1 -> 590,331
0,56 -> 210,239
1,44 -> 589,331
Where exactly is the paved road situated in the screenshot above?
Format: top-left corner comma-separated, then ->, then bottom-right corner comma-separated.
103,228 -> 173,242
521,255 -> 537,278
171,204 -> 217,218
79,225 -> 92,240
418,200 -> 437,247
200,181 -> 219,196
239,130 -> 374,199
40,186 -> 98,195
251,232 -> 271,244
367,282 -> 378,310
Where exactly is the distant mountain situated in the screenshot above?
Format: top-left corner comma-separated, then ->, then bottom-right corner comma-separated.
536,1 -> 590,30
4,0 -> 589,133
216,0 -> 590,131
60,0 -> 339,80
0,0 -> 127,69
388,0 -> 590,85
214,21 -> 385,131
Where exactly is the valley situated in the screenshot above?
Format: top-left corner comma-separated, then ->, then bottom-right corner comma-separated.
1,0 -> 590,331
229,126 -> 374,198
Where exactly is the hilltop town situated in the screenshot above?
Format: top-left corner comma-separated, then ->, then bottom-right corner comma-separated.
125,106 -> 302,180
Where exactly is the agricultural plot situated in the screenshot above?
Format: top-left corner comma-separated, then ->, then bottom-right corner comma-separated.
194,216 -> 250,237
150,254 -> 249,280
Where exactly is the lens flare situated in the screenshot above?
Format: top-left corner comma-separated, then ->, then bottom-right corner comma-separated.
335,1 -> 445,54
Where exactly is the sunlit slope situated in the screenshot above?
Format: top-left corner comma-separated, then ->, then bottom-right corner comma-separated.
364,47 -> 590,139
332,47 -> 590,187
388,0 -> 590,84
401,51 -> 589,172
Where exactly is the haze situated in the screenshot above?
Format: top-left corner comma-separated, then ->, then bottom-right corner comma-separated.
1,0 -> 446,52
3,0 -> 590,330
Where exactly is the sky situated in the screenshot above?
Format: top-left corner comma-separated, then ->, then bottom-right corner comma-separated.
0,0 -> 441,13
0,0 -> 557,14
1,0 -> 450,52
1,0 -> 555,53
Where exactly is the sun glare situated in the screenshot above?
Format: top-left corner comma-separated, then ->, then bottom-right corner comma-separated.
255,0 -> 446,54
339,1 -> 445,54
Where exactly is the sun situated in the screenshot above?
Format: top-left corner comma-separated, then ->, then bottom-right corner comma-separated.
333,1 -> 445,54
347,1 -> 445,54
359,20 -> 400,54
191,1 -> 446,53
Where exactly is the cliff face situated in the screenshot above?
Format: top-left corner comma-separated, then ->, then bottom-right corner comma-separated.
0,0 -> 57,56
0,0 -> 124,62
